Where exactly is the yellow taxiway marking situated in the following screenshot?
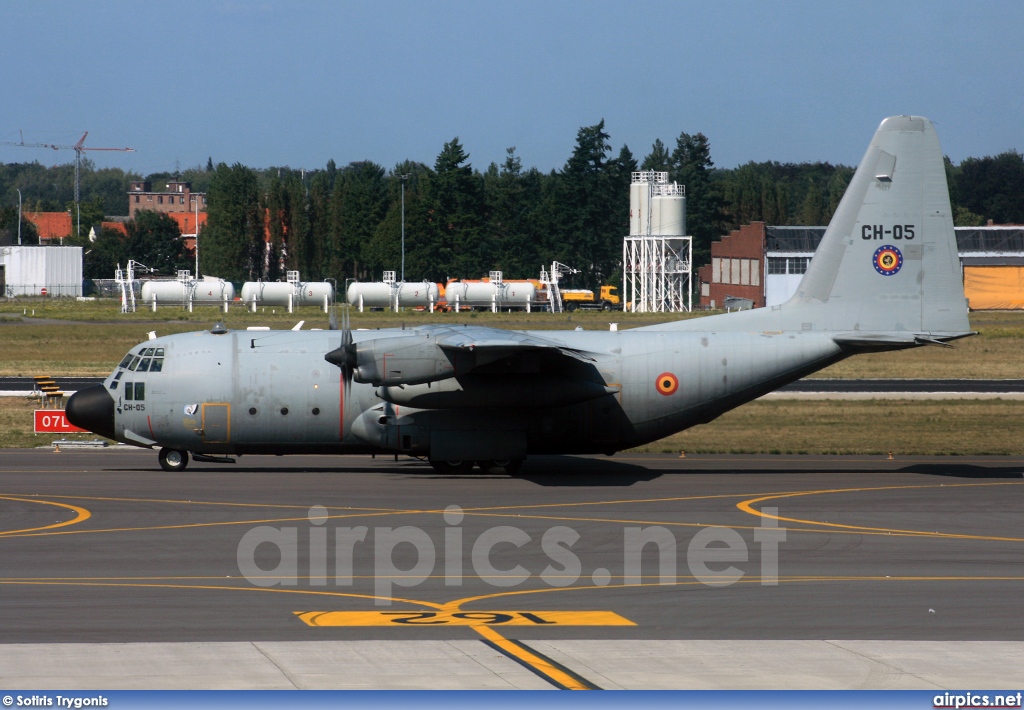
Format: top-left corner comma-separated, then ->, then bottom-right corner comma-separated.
737,481 -> 1024,542
9,492 -> 409,513
3,482 -> 1021,544
472,625 -> 596,690
294,610 -> 634,627
0,496 -> 91,536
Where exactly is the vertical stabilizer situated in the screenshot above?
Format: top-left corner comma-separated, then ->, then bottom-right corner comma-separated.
786,115 -> 969,336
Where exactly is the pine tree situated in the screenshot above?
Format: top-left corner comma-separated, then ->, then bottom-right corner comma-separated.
641,139 -> 670,172
670,131 -> 725,264
424,138 -> 486,281
202,163 -> 263,282
555,120 -> 622,288
800,181 -> 824,225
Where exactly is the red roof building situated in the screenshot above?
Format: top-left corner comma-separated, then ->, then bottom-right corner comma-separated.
24,212 -> 72,242
101,221 -> 128,236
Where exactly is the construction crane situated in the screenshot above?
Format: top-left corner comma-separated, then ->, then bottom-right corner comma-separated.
0,131 -> 136,238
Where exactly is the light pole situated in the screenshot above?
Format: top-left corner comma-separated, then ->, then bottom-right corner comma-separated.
399,173 -> 410,282
16,189 -> 21,245
194,194 -> 200,278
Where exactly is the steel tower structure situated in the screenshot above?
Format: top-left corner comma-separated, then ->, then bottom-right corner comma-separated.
622,171 -> 692,312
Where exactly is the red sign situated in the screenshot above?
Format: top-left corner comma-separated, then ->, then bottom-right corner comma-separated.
34,410 -> 86,433
40,287 -> 48,296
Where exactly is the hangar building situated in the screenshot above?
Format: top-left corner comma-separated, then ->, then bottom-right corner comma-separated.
0,245 -> 83,297
699,223 -> 1024,310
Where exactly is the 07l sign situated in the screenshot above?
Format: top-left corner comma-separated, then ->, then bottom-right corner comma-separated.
34,410 -> 87,434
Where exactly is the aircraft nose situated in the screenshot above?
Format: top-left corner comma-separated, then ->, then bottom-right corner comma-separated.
66,385 -> 116,440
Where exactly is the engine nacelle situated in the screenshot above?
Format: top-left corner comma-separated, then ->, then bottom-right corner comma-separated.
352,335 -> 456,386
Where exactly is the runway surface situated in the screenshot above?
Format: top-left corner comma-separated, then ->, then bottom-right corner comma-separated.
1,450 -> 1022,689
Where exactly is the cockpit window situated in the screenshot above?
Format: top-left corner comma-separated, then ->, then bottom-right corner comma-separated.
155,348 -> 164,357
136,358 -> 152,372
118,354 -> 134,369
149,358 -> 163,372
143,348 -> 155,357
128,356 -> 141,371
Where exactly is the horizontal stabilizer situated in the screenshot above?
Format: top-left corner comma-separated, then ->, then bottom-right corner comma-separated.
833,331 -> 975,351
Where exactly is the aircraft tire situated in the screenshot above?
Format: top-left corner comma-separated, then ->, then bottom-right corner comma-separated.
158,448 -> 189,473
478,459 -> 523,476
429,460 -> 474,474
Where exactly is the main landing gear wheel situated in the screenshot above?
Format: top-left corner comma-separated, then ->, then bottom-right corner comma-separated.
429,460 -> 474,474
478,459 -> 524,476
158,448 -> 189,472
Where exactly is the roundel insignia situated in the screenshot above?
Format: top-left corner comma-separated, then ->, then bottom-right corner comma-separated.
873,245 -> 903,276
655,372 -> 679,396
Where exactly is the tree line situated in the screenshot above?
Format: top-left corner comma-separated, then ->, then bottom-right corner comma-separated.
2,127 -> 1022,289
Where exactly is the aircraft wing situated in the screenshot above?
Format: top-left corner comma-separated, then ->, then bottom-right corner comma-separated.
432,326 -> 597,363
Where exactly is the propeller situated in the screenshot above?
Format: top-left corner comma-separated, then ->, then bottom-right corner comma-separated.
324,305 -> 357,396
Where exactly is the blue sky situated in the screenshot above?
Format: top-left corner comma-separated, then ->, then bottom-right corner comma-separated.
1,1 -> 1021,176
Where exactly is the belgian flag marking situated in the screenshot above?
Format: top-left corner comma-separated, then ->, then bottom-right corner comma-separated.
655,372 -> 679,396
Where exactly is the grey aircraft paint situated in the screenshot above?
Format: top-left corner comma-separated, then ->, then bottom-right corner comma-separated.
67,116 -> 973,473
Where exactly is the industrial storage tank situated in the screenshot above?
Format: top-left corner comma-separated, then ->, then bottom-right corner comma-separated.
346,281 -> 395,308
142,276 -> 234,304
445,281 -> 536,308
242,281 -> 292,306
295,281 -> 333,305
629,172 -> 685,236
651,193 -> 686,235
141,280 -> 191,304
396,281 -> 440,307
241,280 -> 331,306
192,275 -> 236,302
629,180 -> 648,235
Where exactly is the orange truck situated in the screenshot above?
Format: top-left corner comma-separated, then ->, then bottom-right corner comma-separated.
561,285 -> 622,311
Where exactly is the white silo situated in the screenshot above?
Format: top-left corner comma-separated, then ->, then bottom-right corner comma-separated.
623,171 -> 692,313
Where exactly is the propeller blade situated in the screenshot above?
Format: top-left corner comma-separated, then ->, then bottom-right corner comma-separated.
323,305 -> 357,398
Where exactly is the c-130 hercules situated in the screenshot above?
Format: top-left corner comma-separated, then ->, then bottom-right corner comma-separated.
68,116 -> 972,473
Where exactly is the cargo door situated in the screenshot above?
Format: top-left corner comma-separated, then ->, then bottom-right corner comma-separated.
202,403 -> 230,443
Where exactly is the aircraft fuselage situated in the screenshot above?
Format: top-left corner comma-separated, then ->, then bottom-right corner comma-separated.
100,325 -> 844,459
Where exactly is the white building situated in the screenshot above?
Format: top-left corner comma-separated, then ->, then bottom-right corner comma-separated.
0,246 -> 83,297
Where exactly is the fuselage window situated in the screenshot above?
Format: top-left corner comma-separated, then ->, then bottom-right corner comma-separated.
124,382 -> 145,401
137,359 -> 152,372
135,383 -> 145,400
149,358 -> 163,372
124,382 -> 134,399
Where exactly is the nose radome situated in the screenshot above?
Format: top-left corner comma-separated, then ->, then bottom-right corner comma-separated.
66,385 -> 116,440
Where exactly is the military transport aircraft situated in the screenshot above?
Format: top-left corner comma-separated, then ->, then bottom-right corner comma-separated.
67,116 -> 972,473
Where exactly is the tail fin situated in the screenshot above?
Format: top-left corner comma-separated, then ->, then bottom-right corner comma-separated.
788,115 -> 970,338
